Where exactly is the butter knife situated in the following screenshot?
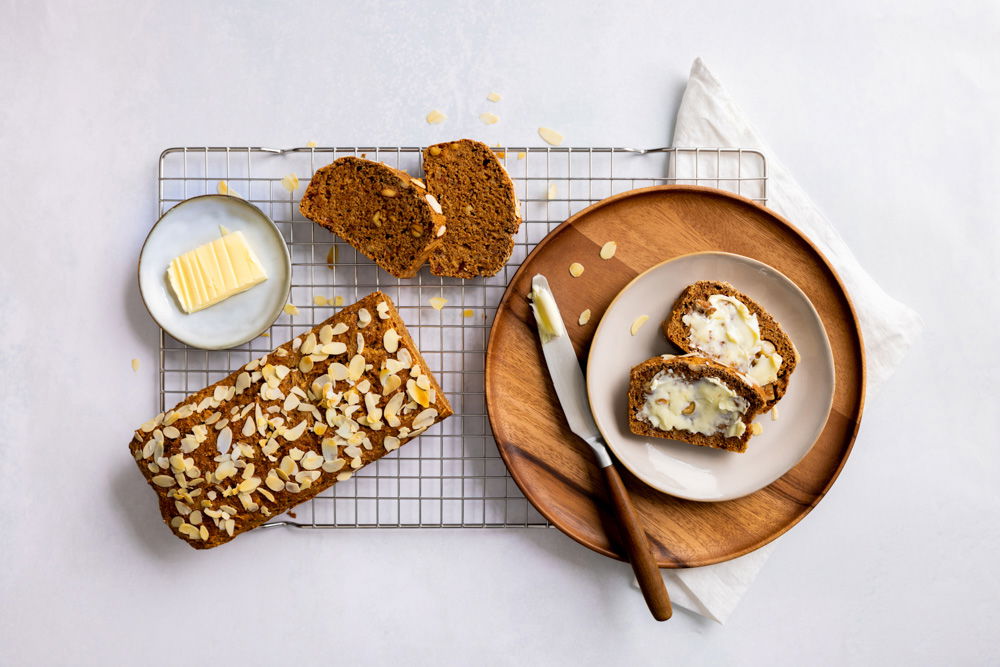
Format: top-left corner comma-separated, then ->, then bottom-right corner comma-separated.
529,274 -> 672,622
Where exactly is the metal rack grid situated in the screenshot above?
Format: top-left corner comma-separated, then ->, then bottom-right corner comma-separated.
157,145 -> 767,529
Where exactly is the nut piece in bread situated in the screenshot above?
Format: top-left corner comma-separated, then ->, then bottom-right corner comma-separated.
662,281 -> 798,411
422,139 -> 522,278
128,292 -> 453,549
627,354 -> 765,453
299,157 -> 446,278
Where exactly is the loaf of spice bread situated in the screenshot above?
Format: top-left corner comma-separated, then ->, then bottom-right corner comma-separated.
627,354 -> 764,453
128,292 -> 453,548
662,281 -> 798,411
299,157 -> 447,278
422,139 -> 522,278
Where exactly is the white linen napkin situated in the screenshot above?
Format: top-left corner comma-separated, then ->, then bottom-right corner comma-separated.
645,58 -> 923,623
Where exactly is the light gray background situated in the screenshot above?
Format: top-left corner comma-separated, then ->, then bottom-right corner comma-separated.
1,1 -> 997,665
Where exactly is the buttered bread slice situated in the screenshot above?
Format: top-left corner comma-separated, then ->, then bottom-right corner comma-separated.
128,292 -> 452,549
627,354 -> 765,453
299,157 -> 446,278
422,139 -> 522,278
663,281 -> 798,411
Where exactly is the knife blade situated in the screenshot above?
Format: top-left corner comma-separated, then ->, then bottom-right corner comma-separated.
528,274 -> 612,468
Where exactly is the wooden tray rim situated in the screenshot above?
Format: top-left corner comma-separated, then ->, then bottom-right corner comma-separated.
485,184 -> 867,568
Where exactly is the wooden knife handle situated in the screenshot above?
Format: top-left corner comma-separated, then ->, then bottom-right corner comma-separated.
602,464 -> 672,621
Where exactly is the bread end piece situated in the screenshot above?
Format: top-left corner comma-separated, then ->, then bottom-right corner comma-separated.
299,157 -> 446,278
422,139 -> 522,278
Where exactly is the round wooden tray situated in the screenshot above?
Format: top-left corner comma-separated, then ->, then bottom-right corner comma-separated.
485,186 -> 866,568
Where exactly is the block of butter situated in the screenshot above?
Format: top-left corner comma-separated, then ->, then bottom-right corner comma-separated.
167,230 -> 268,313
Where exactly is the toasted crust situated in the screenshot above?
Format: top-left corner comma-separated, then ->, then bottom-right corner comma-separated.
128,292 -> 453,549
662,281 -> 798,411
422,139 -> 522,278
627,354 -> 764,453
299,157 -> 446,278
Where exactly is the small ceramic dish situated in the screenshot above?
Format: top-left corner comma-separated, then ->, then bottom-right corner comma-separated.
586,251 -> 835,502
138,195 -> 291,350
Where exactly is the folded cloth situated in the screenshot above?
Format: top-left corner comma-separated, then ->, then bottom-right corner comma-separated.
649,58 -> 923,623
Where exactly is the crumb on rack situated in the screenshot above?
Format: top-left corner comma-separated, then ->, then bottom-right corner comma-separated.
463,309 -> 474,318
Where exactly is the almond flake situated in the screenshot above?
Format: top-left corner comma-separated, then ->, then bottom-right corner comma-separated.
322,459 -> 346,473
429,297 -> 447,311
301,332 -> 317,355
326,246 -> 337,269
281,173 -> 300,192
314,295 -> 328,306
347,355 -> 366,382
578,309 -> 592,326
425,193 -> 443,215
568,262 -> 585,278
299,356 -> 314,373
425,109 -> 446,124
216,426 -> 233,454
336,471 -> 353,482
322,341 -> 347,355
479,112 -> 500,125
301,452 -> 323,470
283,420 -> 308,441
630,314 -> 650,336
486,92 -> 502,102
333,296 -> 345,307
600,241 -> 617,259
131,358 -> 140,372
358,308 -> 372,328
217,180 -> 243,198
538,127 -> 564,146
356,332 -> 365,354
152,475 -> 176,488
383,328 -> 400,353
383,436 -> 401,451
265,471 -> 284,492
547,183 -> 558,200
406,379 -> 430,408
283,303 -> 299,316
235,372 -> 251,394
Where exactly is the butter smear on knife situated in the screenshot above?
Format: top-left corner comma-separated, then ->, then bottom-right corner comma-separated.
530,278 -> 566,342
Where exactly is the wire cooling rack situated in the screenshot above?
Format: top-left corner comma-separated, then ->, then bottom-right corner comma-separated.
157,145 -> 767,529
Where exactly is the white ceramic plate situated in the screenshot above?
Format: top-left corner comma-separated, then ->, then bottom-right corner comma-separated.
586,252 -> 835,502
138,195 -> 291,350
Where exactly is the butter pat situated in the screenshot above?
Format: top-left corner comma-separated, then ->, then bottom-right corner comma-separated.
167,231 -> 268,313
638,369 -> 749,438
682,294 -> 783,386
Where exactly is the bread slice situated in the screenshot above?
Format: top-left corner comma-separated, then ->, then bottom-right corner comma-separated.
663,281 -> 798,411
299,157 -> 446,278
422,139 -> 522,278
128,292 -> 453,549
627,354 -> 764,453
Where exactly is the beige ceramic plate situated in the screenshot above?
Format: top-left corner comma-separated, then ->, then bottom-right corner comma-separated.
586,251 -> 835,502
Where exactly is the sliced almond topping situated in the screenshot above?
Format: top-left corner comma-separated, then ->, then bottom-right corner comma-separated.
235,372 -> 251,394
425,193 -> 443,215
429,297 -> 447,311
216,426 -> 233,454
383,328 -> 400,353
411,178 -> 426,189
358,308 -> 372,328
383,435 -> 401,451
376,301 -> 390,320
301,451 -> 323,470
569,262 -> 584,277
749,423 -> 764,436
347,354 -> 366,383
319,324 -> 334,344
321,341 -> 347,355
412,408 -> 439,430
630,314 -> 650,336
336,471 -> 353,482
300,332 -> 317,355
406,379 -> 431,408
322,459 -> 346,473
600,241 -> 617,259
265,471 -> 284,492
436,225 -> 447,237
283,420 -> 308,441
299,356 -> 314,373
538,127 -> 564,146
329,362 -> 349,381
578,309 -> 592,326
356,332 -> 365,354
151,475 -> 176,488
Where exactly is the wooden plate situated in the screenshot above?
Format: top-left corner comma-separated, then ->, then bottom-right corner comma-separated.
485,186 -> 866,568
